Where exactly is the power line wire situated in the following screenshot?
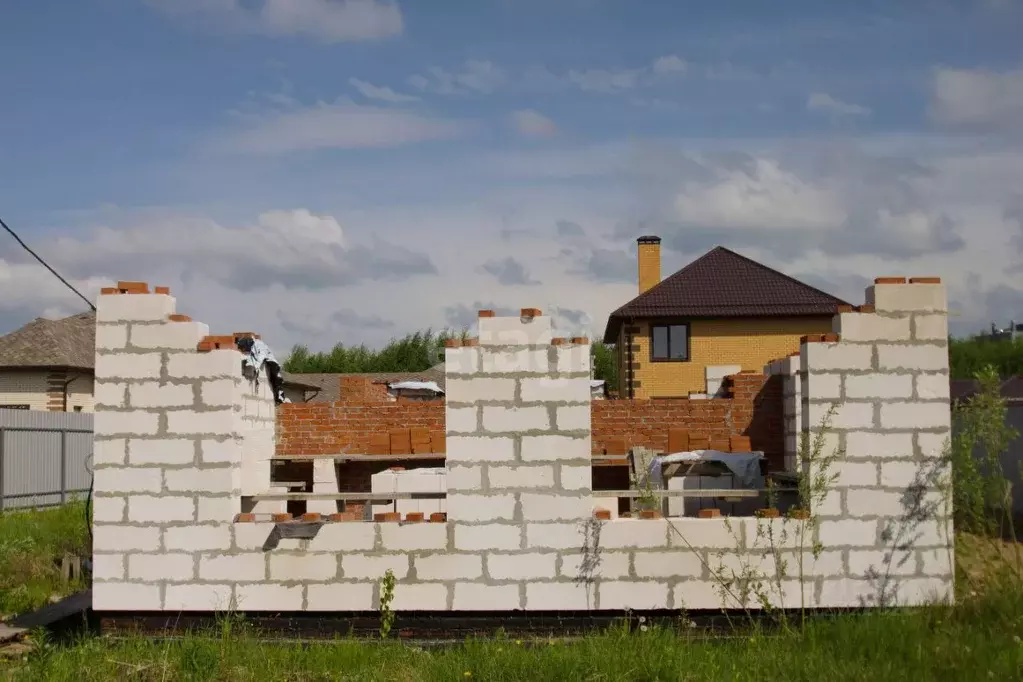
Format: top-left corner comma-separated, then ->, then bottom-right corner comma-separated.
0,215 -> 96,311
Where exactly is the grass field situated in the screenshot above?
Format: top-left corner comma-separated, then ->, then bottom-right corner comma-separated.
4,584 -> 1022,681
0,502 -> 89,619
2,504 -> 1022,681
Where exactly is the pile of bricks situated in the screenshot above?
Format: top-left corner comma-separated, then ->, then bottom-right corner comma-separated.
365,427 -> 446,454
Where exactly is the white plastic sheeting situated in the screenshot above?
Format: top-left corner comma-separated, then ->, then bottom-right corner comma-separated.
650,450 -> 764,488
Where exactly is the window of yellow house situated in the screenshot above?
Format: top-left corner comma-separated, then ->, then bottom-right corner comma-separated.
651,323 -> 689,361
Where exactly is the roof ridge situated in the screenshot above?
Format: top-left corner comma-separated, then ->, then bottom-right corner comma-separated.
712,246 -> 848,304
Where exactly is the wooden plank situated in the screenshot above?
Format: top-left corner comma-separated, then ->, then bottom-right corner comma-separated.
271,453 -> 445,462
601,489 -> 760,499
250,491 -> 448,502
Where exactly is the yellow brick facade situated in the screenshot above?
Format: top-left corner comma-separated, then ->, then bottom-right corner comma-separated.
618,316 -> 834,398
0,370 -> 95,412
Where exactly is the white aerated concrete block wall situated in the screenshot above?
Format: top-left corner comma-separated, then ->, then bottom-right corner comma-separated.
92,295 -> 953,614
798,279 -> 954,606
92,288 -> 277,611
765,354 -> 803,473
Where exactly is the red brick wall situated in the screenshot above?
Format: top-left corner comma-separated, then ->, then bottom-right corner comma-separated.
590,373 -> 783,467
277,400 -> 445,456
276,372 -> 785,499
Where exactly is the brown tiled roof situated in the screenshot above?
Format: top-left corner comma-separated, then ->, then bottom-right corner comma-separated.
603,246 -> 849,343
0,311 -> 96,370
286,363 -> 446,403
0,311 -> 332,394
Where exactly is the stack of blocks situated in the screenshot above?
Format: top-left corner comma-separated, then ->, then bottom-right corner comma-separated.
91,284 -> 953,614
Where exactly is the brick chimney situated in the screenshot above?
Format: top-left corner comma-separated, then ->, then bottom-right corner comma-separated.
637,235 -> 661,294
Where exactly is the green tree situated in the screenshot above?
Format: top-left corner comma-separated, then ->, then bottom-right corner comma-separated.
949,336 -> 1023,380
283,328 -> 469,374
591,341 -> 618,394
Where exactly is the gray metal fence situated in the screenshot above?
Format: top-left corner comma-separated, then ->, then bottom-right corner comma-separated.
0,410 -> 93,510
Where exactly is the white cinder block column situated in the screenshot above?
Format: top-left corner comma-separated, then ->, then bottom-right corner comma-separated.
92,282 -> 276,612
802,278 -> 954,607
444,309 -> 593,609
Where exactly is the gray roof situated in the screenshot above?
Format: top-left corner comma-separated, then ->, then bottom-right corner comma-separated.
0,311 -> 96,370
286,363 -> 446,403
0,311 -> 322,393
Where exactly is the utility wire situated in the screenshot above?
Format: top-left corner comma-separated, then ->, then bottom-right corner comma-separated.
0,215 -> 95,311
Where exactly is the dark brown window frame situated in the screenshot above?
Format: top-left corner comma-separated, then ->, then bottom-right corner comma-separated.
649,321 -> 691,363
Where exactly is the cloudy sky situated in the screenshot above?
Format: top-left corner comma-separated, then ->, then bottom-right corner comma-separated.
2,0 -> 1022,353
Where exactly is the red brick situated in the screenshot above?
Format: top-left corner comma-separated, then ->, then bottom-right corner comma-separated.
874,277 -> 906,284
755,508 -> 780,518
593,509 -> 612,521
551,338 -> 567,345
689,436 -> 710,450
235,513 -> 256,523
856,304 -> 876,313
302,512 -> 322,522
478,310 -> 495,318
168,314 -> 192,322
154,286 -> 170,295
909,277 -> 941,284
729,436 -> 752,453
570,337 -> 589,345
375,512 -> 401,522
444,339 -> 463,348
698,509 -> 721,519
405,512 -> 425,522
429,512 -> 447,523
639,509 -> 662,519
272,513 -> 292,522
117,281 -> 149,293
100,287 -> 119,295
389,429 -> 412,455
520,307 -> 542,318
708,438 -> 730,452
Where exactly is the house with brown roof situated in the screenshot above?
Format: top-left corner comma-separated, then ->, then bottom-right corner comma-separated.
0,311 -> 321,412
603,236 -> 849,398
0,311 -> 96,411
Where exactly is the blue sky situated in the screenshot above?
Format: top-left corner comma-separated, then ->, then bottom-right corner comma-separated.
1,0 -> 1022,351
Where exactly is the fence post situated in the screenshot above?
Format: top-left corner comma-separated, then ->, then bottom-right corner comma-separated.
0,427 -> 5,510
60,429 -> 68,506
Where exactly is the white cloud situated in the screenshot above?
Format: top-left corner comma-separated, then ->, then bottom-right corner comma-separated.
37,208 -> 437,293
220,99 -> 469,153
567,67 -> 643,93
511,109 -> 558,137
0,259 -> 106,321
807,92 -> 872,116
349,78 -> 419,103
408,60 -> 506,94
146,0 -> 403,42
673,159 -> 845,231
6,133 -> 1022,348
566,54 -> 689,93
652,54 -> 687,74
930,66 -> 1023,130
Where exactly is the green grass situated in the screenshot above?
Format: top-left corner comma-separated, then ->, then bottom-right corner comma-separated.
3,583 -> 1022,681
0,501 -> 90,618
